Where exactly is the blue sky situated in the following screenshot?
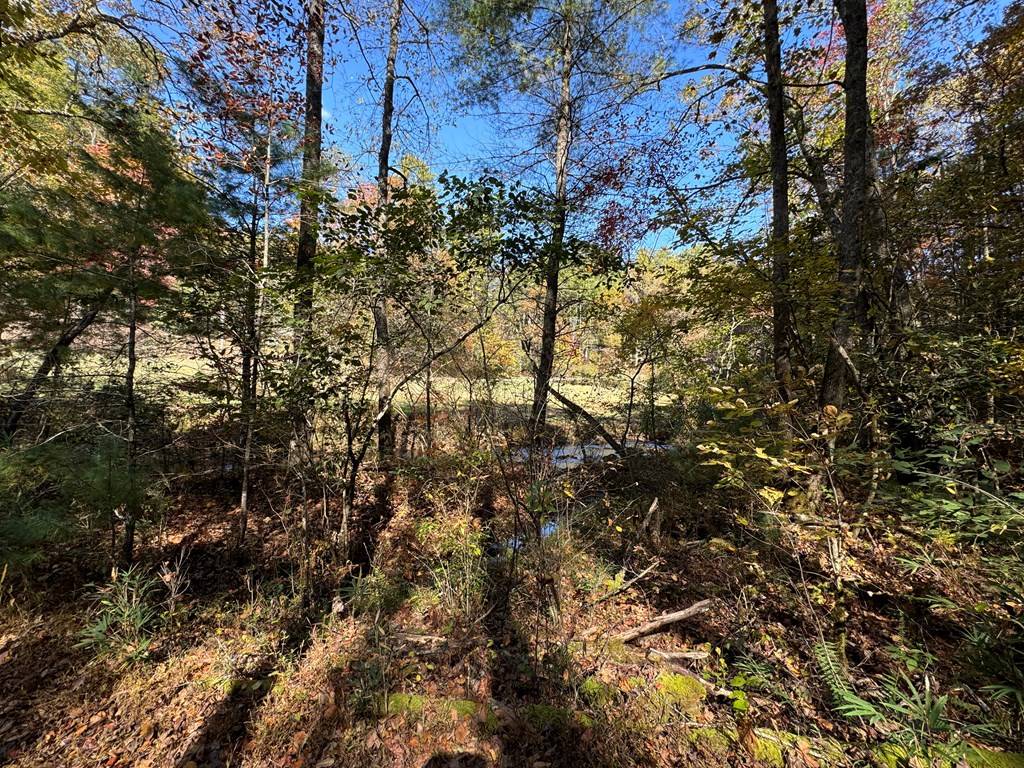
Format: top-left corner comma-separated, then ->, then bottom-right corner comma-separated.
308,0 -> 1012,256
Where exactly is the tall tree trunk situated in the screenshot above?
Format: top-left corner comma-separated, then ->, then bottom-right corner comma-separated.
763,0 -> 793,404
293,0 -> 325,599
530,16 -> 573,436
121,258 -> 139,566
2,290 -> 111,440
820,0 -> 870,409
373,0 -> 403,462
291,0 -> 324,445
295,0 -> 324,331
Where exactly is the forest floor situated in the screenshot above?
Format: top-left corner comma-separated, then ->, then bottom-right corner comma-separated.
1,443 -> 1022,767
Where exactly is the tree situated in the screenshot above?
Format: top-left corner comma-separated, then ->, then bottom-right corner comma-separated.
294,0 -> 326,412
446,0 -> 661,437
819,0 -> 870,410
371,0 -> 405,462
762,0 -> 793,404
173,0 -> 299,544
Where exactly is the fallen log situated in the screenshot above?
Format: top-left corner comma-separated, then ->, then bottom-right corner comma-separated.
646,649 -> 710,662
614,599 -> 711,643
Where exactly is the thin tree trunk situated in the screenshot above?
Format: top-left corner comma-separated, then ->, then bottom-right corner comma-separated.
2,290 -> 111,440
121,257 -> 139,566
820,0 -> 870,409
239,212 -> 257,453
373,0 -> 403,463
239,127 -> 274,546
790,100 -> 842,242
425,339 -> 433,452
530,16 -> 573,436
763,0 -> 793,404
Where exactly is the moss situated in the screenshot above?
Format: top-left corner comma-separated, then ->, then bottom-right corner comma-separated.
449,699 -> 499,734
686,726 -> 735,756
605,638 -> 633,662
867,742 -> 1013,768
752,734 -> 785,767
752,729 -> 846,766
968,748 -> 1024,768
807,736 -> 847,765
383,694 -> 498,734
872,743 -> 909,768
870,743 -> 950,768
449,699 -> 478,719
384,692 -> 425,716
624,675 -> 646,690
522,703 -> 573,731
654,671 -> 706,714
579,676 -> 616,707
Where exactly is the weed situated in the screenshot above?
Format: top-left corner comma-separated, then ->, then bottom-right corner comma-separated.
77,565 -> 160,662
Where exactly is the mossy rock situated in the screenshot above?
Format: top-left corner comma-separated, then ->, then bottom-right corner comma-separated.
653,671 -> 706,715
579,676 -> 616,707
968,748 -> 1024,768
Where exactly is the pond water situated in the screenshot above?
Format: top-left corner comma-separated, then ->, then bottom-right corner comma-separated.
497,519 -> 561,554
496,440 -> 673,553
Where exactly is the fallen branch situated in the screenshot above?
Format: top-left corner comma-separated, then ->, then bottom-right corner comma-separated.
546,383 -> 625,456
646,649 -> 710,662
614,599 -> 711,643
591,559 -> 661,606
394,632 -> 446,645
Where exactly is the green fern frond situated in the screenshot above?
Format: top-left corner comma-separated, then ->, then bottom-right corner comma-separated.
813,639 -> 853,705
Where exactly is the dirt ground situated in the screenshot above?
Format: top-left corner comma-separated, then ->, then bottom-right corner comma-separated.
1,455 -> 1022,767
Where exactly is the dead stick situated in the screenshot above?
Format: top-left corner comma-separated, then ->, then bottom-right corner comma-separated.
614,599 -> 711,643
646,649 -> 710,661
590,559 -> 661,606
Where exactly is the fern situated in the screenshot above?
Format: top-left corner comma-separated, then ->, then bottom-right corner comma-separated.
814,640 -> 887,725
814,639 -> 852,705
